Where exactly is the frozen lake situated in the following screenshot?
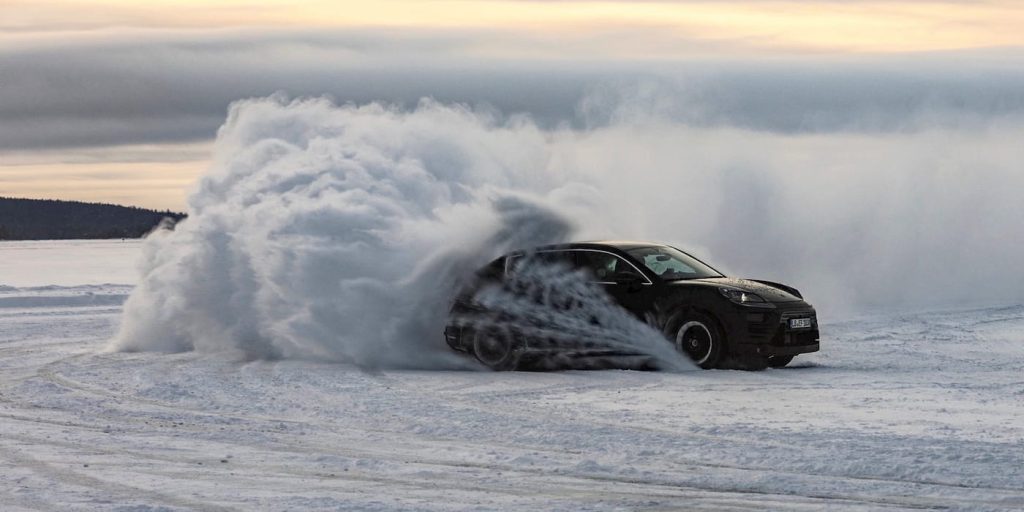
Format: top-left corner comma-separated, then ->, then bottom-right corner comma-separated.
0,239 -> 142,287
1,241 -> 1022,510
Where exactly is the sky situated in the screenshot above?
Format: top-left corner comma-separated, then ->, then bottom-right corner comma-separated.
2,0 -> 1023,210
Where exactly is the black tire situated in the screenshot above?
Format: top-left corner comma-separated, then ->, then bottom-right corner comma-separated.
673,312 -> 724,369
471,327 -> 521,371
767,355 -> 794,368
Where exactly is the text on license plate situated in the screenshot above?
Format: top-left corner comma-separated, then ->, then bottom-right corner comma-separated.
790,318 -> 812,329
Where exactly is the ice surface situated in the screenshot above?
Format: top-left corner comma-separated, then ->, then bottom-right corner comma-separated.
0,239 -> 141,287
1,246 -> 1022,510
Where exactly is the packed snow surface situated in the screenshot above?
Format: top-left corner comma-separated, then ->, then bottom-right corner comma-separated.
2,244 -> 1023,510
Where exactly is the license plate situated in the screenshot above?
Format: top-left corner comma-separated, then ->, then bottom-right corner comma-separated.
790,318 -> 812,329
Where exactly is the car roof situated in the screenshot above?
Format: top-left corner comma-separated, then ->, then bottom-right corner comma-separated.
530,240 -> 665,252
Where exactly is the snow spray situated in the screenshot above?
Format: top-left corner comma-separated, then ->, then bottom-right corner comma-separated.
455,260 -> 694,371
111,95 -> 690,370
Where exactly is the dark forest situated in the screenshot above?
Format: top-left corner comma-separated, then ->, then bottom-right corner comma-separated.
0,197 -> 185,240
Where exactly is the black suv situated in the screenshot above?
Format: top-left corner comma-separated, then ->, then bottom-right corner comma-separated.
444,241 -> 819,370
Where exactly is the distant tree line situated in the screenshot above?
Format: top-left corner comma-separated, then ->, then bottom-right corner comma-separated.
0,197 -> 186,240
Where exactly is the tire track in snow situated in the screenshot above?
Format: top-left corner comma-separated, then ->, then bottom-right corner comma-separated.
0,442 -> 239,512
5,293 -> 1023,510
371,372 -> 1024,509
14,358 -> 901,510
37,355 -> 1019,510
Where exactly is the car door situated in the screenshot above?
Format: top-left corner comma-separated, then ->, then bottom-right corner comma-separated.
571,249 -> 658,320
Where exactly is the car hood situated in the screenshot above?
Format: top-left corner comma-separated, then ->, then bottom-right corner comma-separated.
683,277 -> 803,303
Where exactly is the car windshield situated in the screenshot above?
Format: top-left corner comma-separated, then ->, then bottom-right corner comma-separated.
625,246 -> 723,281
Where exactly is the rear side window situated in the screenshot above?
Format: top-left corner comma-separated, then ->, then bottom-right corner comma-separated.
476,257 -> 506,280
506,250 -> 574,275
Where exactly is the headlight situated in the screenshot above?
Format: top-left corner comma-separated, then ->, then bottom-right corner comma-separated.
719,287 -> 775,308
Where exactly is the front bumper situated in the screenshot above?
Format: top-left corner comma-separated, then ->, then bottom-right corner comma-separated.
726,301 -> 820,357
733,342 -> 819,358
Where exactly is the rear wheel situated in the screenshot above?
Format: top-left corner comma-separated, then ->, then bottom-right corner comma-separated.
767,355 -> 794,368
674,313 -> 724,369
472,328 -> 521,371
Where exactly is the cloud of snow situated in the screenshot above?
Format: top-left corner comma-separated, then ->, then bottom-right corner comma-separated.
552,118 -> 1024,314
455,261 -> 694,371
110,95 -> 691,369
112,92 -> 1024,368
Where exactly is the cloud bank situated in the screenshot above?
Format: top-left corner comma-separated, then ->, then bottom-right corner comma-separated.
3,29 -> 1024,150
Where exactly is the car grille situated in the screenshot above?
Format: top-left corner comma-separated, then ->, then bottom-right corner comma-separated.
770,310 -> 819,346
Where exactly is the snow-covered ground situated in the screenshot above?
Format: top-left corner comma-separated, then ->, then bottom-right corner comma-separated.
2,242 -> 1023,511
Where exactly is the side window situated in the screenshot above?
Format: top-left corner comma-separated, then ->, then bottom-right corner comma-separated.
507,251 -> 573,275
575,251 -> 642,282
506,254 -> 522,275
477,257 -> 506,280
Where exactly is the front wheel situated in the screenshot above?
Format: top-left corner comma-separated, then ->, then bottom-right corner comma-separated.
471,327 -> 521,371
674,313 -> 724,369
